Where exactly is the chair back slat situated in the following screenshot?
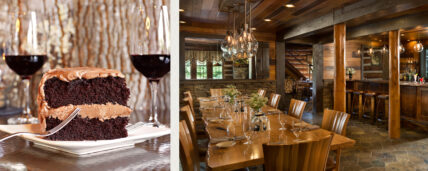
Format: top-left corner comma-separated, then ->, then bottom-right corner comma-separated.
263,133 -> 333,171
183,91 -> 195,116
322,108 -> 350,135
180,105 -> 198,152
257,89 -> 266,97
210,89 -> 223,97
179,120 -> 200,171
268,93 -> 281,109
288,98 -> 306,120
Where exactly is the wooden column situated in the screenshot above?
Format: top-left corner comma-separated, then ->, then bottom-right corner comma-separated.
389,30 -> 400,139
333,23 -> 346,112
207,61 -> 213,79
179,33 -> 186,80
312,43 -> 324,114
276,41 -> 285,109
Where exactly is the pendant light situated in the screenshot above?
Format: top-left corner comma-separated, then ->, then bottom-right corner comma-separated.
414,31 -> 424,52
382,34 -> 388,54
399,44 -> 405,54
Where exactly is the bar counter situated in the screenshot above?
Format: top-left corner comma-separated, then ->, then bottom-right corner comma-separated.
347,80 -> 428,128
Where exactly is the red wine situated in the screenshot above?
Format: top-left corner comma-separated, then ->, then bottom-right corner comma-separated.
130,54 -> 170,81
5,55 -> 47,79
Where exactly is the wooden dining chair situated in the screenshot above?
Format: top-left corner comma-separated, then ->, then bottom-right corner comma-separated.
180,105 -> 198,150
210,88 -> 223,97
257,89 -> 266,97
288,98 -> 306,120
321,108 -> 350,171
183,91 -> 196,117
262,133 -> 334,171
268,93 -> 281,109
180,120 -> 200,171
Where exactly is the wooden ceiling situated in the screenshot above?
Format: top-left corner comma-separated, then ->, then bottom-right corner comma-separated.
179,0 -> 359,33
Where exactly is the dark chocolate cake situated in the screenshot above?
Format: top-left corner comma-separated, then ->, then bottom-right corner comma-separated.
37,67 -> 132,141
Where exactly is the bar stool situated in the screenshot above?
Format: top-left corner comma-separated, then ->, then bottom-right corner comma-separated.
376,94 -> 389,128
352,90 -> 364,119
363,91 -> 376,122
346,89 -> 354,114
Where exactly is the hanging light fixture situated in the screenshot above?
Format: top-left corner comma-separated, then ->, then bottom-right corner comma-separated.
221,0 -> 258,61
399,44 -> 405,54
414,41 -> 424,52
413,31 -> 424,52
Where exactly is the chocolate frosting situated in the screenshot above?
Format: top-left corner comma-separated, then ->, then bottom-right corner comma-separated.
37,67 -> 131,130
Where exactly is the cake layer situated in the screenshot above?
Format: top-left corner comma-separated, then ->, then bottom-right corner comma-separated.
46,116 -> 128,141
38,103 -> 132,121
43,76 -> 130,108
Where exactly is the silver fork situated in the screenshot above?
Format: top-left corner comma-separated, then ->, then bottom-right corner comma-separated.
0,108 -> 81,142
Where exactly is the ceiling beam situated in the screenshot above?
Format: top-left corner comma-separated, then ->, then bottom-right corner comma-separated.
347,10 -> 428,39
280,0 -> 428,40
180,25 -> 276,42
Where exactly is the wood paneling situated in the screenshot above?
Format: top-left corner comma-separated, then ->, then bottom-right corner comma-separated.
323,40 -> 362,80
401,86 -> 417,118
333,23 -> 346,112
389,30 -> 400,139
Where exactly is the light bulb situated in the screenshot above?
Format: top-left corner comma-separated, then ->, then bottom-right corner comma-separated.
399,44 -> 405,54
369,48 -> 374,55
414,41 -> 424,52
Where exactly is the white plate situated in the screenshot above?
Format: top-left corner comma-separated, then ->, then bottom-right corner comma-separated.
0,124 -> 170,157
216,141 -> 236,148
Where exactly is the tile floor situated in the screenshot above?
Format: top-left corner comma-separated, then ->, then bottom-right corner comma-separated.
303,112 -> 428,171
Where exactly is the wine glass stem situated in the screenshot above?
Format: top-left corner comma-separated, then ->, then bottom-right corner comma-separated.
22,78 -> 32,118
149,80 -> 160,126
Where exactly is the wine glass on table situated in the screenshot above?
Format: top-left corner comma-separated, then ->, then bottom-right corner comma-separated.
278,113 -> 287,131
5,11 -> 48,124
130,4 -> 170,127
292,120 -> 302,142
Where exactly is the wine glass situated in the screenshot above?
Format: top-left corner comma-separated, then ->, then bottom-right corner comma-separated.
5,11 -> 48,124
242,119 -> 253,144
292,120 -> 302,142
278,114 -> 287,131
129,4 -> 170,127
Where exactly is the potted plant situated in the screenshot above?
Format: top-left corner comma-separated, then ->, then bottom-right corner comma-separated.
245,93 -> 268,114
222,85 -> 241,104
245,93 -> 268,131
346,67 -> 355,80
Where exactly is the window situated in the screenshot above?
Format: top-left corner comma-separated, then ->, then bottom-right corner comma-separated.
185,60 -> 191,79
196,61 -> 207,79
212,61 -> 223,79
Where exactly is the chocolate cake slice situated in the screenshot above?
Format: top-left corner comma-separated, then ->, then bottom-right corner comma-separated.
37,67 -> 132,141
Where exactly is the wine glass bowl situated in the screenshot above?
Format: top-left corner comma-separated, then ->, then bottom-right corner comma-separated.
278,114 -> 287,131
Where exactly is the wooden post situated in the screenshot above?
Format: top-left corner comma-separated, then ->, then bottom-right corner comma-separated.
276,41 -> 285,109
389,30 -> 400,139
333,23 -> 346,112
312,43 -> 324,114
179,33 -> 186,80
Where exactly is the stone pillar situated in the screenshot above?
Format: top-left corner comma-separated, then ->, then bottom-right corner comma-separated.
312,43 -> 324,114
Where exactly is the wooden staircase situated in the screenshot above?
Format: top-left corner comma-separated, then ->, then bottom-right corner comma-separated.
285,49 -> 312,79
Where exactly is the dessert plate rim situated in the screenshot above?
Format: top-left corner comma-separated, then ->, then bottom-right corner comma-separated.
0,123 -> 170,156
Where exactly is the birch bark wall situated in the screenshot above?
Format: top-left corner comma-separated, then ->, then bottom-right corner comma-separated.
0,0 -> 170,124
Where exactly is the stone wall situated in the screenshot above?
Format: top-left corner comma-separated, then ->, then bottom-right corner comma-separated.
180,80 -> 277,116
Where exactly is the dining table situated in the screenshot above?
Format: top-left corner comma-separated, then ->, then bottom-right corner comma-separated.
199,97 -> 356,171
0,109 -> 170,171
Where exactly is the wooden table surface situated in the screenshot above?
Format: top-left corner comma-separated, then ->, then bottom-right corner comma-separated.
200,100 -> 355,171
0,110 -> 170,171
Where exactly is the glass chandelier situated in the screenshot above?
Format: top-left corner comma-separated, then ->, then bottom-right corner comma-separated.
221,0 -> 258,60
